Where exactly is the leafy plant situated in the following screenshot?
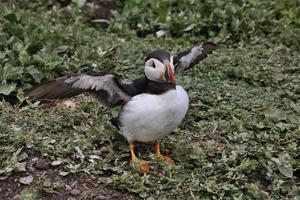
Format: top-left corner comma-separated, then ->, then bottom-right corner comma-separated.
109,0 -> 300,47
0,2 -> 101,101
0,2 -> 299,198
1,1 -> 300,102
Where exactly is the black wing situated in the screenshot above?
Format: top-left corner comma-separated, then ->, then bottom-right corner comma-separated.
174,42 -> 217,74
25,73 -> 131,107
121,76 -> 147,96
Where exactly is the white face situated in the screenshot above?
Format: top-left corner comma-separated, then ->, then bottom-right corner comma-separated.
144,56 -> 175,84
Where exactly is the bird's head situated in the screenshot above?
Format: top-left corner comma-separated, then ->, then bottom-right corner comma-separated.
144,50 -> 176,85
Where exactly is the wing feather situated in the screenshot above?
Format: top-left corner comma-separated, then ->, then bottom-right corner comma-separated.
174,42 -> 217,74
25,73 -> 131,107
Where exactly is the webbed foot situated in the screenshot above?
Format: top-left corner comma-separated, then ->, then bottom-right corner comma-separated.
154,140 -> 175,165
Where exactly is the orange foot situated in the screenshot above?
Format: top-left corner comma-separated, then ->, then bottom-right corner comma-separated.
162,155 -> 175,165
129,144 -> 149,174
156,154 -> 175,165
139,160 -> 149,174
154,140 -> 175,165
131,159 -> 149,174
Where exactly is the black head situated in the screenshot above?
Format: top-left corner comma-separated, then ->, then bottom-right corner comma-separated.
144,49 -> 175,85
145,49 -> 171,63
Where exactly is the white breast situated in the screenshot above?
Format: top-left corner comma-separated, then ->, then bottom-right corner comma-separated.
118,85 -> 189,143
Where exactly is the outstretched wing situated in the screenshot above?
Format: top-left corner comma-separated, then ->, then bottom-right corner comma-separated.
25,72 -> 131,107
174,42 -> 217,74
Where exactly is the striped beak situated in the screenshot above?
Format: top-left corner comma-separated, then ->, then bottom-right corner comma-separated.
164,61 -> 176,85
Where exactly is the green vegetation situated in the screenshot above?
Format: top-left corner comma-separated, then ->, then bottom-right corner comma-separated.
1,0 -> 299,100
111,0 -> 300,46
0,1 -> 299,199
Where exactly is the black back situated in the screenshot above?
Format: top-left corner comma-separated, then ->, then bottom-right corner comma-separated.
121,76 -> 175,96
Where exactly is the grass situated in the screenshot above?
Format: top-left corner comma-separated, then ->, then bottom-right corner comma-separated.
1,42 -> 299,199
1,1 -> 300,199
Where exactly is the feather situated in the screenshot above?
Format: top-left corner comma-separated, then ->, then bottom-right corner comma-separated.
174,42 -> 217,74
25,73 -> 131,107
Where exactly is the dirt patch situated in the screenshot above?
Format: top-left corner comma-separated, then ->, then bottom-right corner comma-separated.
0,147 -> 139,200
0,170 -> 139,200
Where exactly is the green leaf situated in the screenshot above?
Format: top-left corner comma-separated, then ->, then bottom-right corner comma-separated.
20,187 -> 39,200
18,152 -> 29,162
2,63 -> 24,81
16,162 -> 27,172
278,164 -> 293,178
58,171 -> 70,176
2,22 -> 24,39
291,103 -> 300,113
3,13 -> 18,23
263,108 -> 287,123
72,0 -> 87,7
26,66 -> 44,83
0,83 -> 17,95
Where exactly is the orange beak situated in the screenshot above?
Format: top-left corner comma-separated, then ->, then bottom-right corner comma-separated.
164,61 -> 176,85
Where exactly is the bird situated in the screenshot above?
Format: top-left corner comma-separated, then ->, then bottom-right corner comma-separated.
25,42 -> 216,174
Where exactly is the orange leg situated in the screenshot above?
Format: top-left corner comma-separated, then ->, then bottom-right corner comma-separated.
130,144 -> 149,174
154,140 -> 174,165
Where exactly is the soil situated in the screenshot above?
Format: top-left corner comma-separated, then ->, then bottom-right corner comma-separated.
0,148 -> 139,200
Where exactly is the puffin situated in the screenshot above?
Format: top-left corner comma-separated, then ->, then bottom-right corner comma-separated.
25,42 -> 216,173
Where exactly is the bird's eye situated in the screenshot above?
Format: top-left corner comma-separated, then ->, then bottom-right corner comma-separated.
151,62 -> 156,68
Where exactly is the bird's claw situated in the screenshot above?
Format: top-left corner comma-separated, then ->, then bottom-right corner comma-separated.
131,159 -> 149,174
156,154 -> 175,165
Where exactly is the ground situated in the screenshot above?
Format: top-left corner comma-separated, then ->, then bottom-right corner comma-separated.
0,2 -> 300,199
1,43 -> 299,199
